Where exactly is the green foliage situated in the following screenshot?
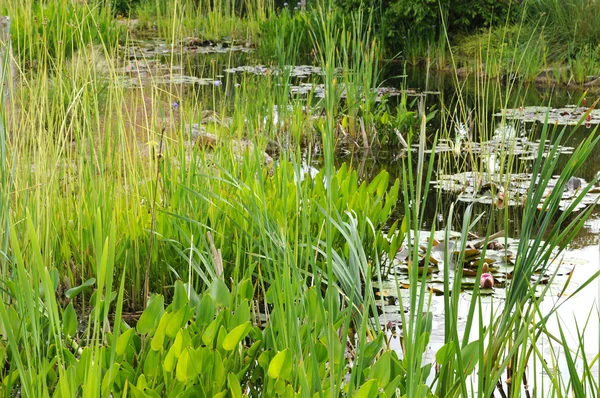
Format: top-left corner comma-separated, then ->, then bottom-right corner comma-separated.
159,160 -> 400,300
257,8 -> 313,61
1,1 -> 600,396
569,44 -> 600,84
0,273 -> 407,395
335,0 -> 516,56
528,0 -> 600,60
133,0 -> 269,43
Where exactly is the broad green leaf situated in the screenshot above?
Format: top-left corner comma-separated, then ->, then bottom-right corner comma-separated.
216,325 -> 227,353
210,279 -> 231,307
172,280 -> 189,311
164,344 -> 178,373
173,329 -> 191,357
150,311 -> 172,351
166,305 -> 189,338
176,348 -> 198,381
212,350 -> 226,386
136,374 -> 148,390
368,351 -> 391,387
435,341 -> 455,365
202,313 -> 222,346
183,283 -> 201,308
357,379 -> 378,398
137,295 -> 164,335
383,375 -> 403,397
65,278 -> 96,299
362,333 -> 383,365
231,300 -> 250,328
227,372 -> 242,398
275,378 -> 287,395
143,349 -> 161,377
196,294 -> 215,327
267,349 -> 292,380
460,339 -> 480,376
62,303 -> 78,337
313,342 -> 328,363
236,279 -> 254,301
116,328 -> 135,356
128,382 -> 151,398
258,349 -> 273,369
222,321 -> 251,351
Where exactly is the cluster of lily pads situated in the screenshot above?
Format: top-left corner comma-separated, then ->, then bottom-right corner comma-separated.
433,172 -> 600,211
225,64 -> 437,102
380,231 -> 577,299
495,105 -> 600,125
122,38 -> 253,60
108,38 -> 253,87
288,83 -> 424,102
432,123 -> 574,160
224,64 -> 332,78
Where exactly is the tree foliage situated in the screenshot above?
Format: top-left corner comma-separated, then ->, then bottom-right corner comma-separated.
335,0 -> 517,54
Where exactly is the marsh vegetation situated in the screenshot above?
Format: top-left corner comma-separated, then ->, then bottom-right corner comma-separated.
0,0 -> 599,396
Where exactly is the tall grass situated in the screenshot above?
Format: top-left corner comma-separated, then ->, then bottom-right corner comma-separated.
133,0 -> 273,43
0,0 -> 599,395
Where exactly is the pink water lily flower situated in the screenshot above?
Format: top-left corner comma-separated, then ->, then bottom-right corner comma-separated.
480,263 -> 494,289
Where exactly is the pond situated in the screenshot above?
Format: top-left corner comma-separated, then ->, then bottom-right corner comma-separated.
117,37 -> 600,390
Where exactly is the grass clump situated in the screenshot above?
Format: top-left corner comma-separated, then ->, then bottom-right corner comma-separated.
2,0 -> 120,68
132,0 -> 271,44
